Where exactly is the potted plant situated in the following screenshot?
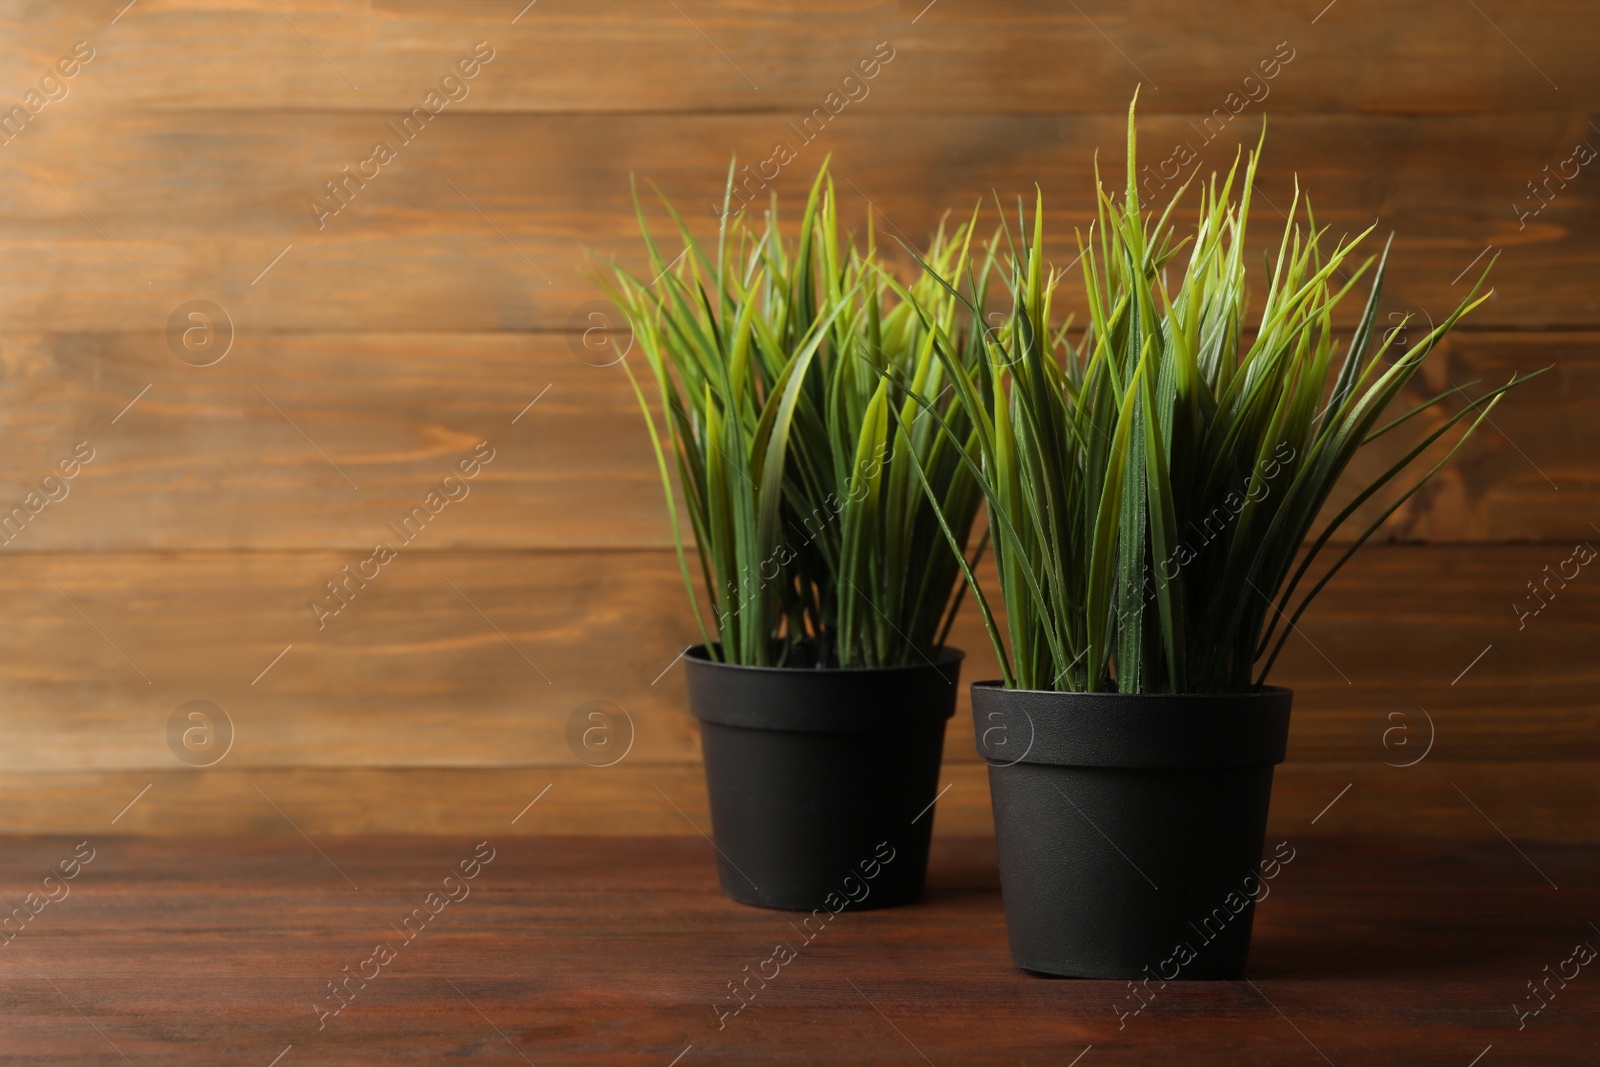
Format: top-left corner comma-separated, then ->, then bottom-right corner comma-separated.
901,102 -> 1537,976
603,164 -> 990,910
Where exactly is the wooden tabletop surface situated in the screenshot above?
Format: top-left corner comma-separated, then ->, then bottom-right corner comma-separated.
1,834 -> 1595,1066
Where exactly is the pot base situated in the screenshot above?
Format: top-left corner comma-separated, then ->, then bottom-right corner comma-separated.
700,719 -> 944,912
687,646 -> 963,913
989,762 -> 1276,979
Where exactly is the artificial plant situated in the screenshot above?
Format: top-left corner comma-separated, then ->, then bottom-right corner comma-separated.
899,98 -> 1537,692
606,162 -> 992,668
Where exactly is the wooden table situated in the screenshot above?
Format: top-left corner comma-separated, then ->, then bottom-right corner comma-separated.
1,835 -> 1595,1065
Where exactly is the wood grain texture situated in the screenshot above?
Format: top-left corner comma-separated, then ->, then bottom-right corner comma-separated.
1329,330 -> 1596,543
0,331 -> 668,550
0,835 -> 1595,1065
0,544 -> 1593,777
0,329 -> 1587,551
5,759 -> 1599,841
5,0 -> 1594,113
2,0 -> 1596,848
3,112 -> 1598,331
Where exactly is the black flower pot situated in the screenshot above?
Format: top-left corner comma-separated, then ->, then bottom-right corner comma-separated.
972,682 -> 1293,979
684,645 -> 962,911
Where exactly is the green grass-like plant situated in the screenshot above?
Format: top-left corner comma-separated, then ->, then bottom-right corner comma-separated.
604,163 -> 991,668
899,99 -> 1539,693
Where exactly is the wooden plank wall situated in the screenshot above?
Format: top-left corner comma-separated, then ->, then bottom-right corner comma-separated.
1,0 -> 1596,840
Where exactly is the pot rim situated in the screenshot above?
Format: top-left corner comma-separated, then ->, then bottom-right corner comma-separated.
684,644 -> 963,732
685,643 -> 965,676
970,679 -> 1292,700
970,680 -> 1293,768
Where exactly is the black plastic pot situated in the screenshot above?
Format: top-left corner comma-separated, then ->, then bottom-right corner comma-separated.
683,644 -> 962,911
972,683 -> 1293,979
